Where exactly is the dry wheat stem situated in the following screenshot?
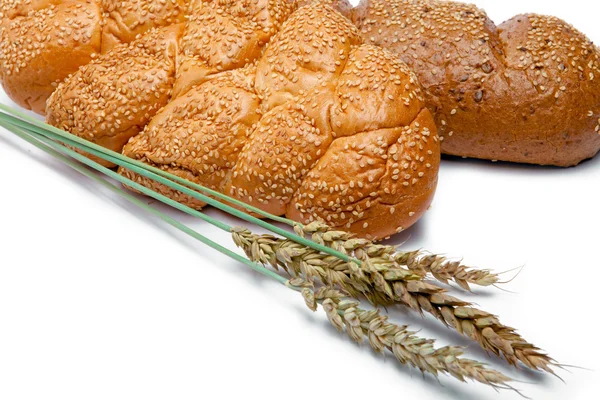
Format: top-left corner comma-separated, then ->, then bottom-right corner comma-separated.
299,285 -> 516,391
232,222 -> 555,374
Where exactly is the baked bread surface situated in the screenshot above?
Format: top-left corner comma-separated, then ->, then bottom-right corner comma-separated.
4,0 -> 599,166
0,0 -> 103,114
101,0 -> 188,52
0,0 -> 353,113
46,23 -> 183,165
46,0 -> 299,166
111,4 -> 440,240
353,0 -> 600,166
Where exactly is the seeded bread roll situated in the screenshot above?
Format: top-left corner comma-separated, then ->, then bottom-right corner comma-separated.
172,0 -> 297,98
0,0 -> 347,115
120,4 -> 440,240
353,0 -> 600,166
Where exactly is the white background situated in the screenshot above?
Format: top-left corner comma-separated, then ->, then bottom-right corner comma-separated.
1,1 -> 599,399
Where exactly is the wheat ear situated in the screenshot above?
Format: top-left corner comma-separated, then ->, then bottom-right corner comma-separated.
299,285 -> 515,390
0,105 -> 532,394
394,250 -> 499,290
300,222 -> 500,290
232,224 -> 555,373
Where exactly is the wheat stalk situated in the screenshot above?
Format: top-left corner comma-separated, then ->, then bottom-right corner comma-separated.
0,107 -> 552,379
0,104 -> 499,292
300,222 -> 499,289
233,223 -> 555,373
394,250 -> 499,290
3,121 -> 519,393
300,285 -> 515,390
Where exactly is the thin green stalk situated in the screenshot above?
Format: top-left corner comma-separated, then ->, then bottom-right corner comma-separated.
1,120 -> 289,287
0,109 -> 504,295
0,109 -> 361,266
10,122 -> 233,232
0,104 -> 291,225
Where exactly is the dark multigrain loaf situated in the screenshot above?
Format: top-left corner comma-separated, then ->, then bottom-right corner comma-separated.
119,4 -> 440,240
353,0 -> 600,166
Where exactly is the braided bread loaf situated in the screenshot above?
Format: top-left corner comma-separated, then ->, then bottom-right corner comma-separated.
0,0 -> 350,114
353,0 -> 600,166
46,3 -> 439,240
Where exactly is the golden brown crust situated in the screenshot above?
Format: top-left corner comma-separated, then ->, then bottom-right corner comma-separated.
354,0 -> 600,166
297,0 -> 353,18
100,0 -> 188,52
121,65 -> 261,206
172,0 -> 296,98
284,46 -> 439,239
121,4 -> 440,240
5,0 -> 600,167
0,0 -> 188,114
1,0 -> 351,116
46,0 -> 295,165
0,0 -> 171,112
46,24 -> 183,166
224,87 -> 338,217
254,2 -> 362,111
287,109 -> 439,239
0,0 -> 103,114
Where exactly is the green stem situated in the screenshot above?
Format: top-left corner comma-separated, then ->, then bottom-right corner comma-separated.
0,120 -> 290,287
29,126 -> 233,232
0,109 -> 360,266
0,104 -> 291,225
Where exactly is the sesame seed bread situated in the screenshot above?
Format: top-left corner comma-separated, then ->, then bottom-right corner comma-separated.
117,4 -> 440,240
0,0 -> 103,114
353,0 -> 600,166
3,0 -> 600,167
297,0 -> 352,18
46,23 -> 184,167
0,0 -> 187,114
0,0 -> 352,115
101,0 -> 188,52
45,0 -> 299,167
172,0 -> 297,99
